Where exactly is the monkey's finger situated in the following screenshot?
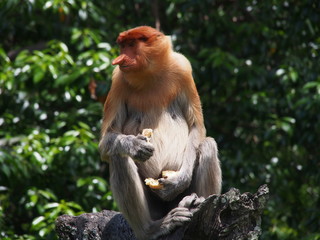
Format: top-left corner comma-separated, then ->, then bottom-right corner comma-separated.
178,193 -> 198,208
163,208 -> 192,228
172,216 -> 192,225
170,207 -> 193,218
139,151 -> 153,159
135,152 -> 152,162
143,144 -> 155,153
158,178 -> 165,185
157,178 -> 174,187
193,196 -> 205,206
136,134 -> 148,142
134,147 -> 154,161
158,178 -> 171,185
141,145 -> 155,156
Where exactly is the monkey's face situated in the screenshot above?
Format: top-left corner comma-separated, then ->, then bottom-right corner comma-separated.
112,39 -> 146,72
112,26 -> 168,74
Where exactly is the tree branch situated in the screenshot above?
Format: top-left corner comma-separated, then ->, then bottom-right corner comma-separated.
55,185 -> 268,240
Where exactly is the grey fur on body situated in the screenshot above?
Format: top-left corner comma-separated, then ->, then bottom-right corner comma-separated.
99,93 -> 222,240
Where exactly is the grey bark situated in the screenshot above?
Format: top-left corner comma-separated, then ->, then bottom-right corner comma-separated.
55,185 -> 269,240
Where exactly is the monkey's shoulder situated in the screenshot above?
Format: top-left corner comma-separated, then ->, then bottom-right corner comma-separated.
170,52 -> 192,74
167,52 -> 195,93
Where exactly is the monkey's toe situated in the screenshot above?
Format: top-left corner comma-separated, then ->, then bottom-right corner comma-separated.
178,193 -> 198,208
162,207 -> 193,228
178,193 -> 205,212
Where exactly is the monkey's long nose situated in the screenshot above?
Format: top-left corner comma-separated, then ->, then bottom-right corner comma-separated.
112,54 -> 126,65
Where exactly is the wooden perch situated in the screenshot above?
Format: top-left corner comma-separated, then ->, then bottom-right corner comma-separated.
55,185 -> 269,240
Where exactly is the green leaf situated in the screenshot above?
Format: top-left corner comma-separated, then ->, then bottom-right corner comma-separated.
97,42 -> 111,50
66,201 -> 82,210
289,71 -> 298,82
76,178 -> 88,187
0,48 -> 10,63
59,42 -> 69,53
64,130 -> 80,137
44,202 -> 59,209
54,67 -> 88,86
39,190 -> 57,201
32,216 -> 45,227
48,64 -> 58,79
39,228 -> 48,238
33,68 -> 46,83
303,81 -> 319,89
65,54 -> 75,65
30,194 -> 39,204
78,122 -> 90,130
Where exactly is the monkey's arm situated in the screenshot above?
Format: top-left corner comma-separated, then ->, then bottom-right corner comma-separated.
152,124 -> 200,201
99,102 -> 154,162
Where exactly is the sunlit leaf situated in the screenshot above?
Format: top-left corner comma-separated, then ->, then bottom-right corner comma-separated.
44,202 -> 59,209
59,42 -> 69,53
32,216 -> 45,226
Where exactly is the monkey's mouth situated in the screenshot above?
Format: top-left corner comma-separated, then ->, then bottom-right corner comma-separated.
119,65 -> 134,70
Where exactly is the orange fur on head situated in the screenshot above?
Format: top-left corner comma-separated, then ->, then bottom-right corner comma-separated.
101,26 -> 204,137
116,26 -> 163,45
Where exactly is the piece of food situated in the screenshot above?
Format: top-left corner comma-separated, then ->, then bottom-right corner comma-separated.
142,128 -> 153,142
145,170 -> 177,189
161,170 -> 177,178
144,178 -> 163,189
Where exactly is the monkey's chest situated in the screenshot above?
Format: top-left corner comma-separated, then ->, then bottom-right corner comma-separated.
123,108 -> 189,177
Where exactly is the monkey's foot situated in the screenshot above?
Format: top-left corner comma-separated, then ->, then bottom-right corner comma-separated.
150,207 -> 192,240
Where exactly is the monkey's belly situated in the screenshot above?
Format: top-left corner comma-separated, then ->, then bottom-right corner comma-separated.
135,112 -> 190,178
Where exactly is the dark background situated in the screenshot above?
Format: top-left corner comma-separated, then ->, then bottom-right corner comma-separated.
0,0 -> 319,239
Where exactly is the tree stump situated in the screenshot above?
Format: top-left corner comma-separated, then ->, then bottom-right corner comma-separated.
55,185 -> 269,240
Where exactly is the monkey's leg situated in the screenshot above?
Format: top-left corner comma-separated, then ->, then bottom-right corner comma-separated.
109,155 -> 150,237
194,137 -> 222,197
110,155 -> 193,240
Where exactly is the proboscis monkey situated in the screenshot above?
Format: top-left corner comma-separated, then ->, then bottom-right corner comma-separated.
99,26 -> 222,240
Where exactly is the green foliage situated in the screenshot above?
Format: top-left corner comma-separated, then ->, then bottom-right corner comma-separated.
0,0 -> 319,239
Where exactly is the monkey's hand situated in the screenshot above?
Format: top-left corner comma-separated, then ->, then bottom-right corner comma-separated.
123,135 -> 155,162
152,171 -> 190,201
99,133 -> 154,162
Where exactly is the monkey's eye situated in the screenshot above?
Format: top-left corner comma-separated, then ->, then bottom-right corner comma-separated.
138,37 -> 148,42
128,40 -> 136,47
